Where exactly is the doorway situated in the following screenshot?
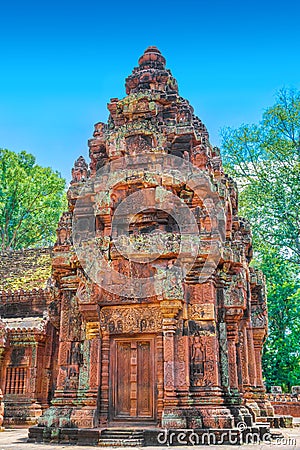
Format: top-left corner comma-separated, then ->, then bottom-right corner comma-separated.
110,337 -> 156,422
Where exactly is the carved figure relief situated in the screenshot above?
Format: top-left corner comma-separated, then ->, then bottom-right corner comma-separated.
188,304 -> 215,321
125,134 -> 152,155
65,368 -> 79,390
191,334 -> 205,379
68,342 -> 82,365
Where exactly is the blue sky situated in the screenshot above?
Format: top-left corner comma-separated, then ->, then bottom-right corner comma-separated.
1,0 -> 299,182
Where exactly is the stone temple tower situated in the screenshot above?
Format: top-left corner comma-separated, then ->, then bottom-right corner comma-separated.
30,46 -> 274,444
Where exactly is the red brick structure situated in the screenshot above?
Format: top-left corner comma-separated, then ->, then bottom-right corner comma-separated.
1,47 -> 281,443
268,393 -> 300,419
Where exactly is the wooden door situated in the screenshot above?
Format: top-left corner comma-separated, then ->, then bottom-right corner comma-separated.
111,337 -> 155,421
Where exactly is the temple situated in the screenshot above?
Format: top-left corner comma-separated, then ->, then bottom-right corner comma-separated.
0,47 -> 286,444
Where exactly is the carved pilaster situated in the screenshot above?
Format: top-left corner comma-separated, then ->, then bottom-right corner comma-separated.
252,328 -> 265,388
224,300 -> 244,392
160,299 -> 182,401
86,322 -> 101,395
0,389 -> 4,430
226,322 -> 239,390
246,327 -> 257,387
0,346 -> 5,391
162,317 -> 177,401
238,323 -> 250,389
99,331 -> 110,426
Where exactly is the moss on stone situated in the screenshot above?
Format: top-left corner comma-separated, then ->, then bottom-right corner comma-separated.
0,248 -> 52,291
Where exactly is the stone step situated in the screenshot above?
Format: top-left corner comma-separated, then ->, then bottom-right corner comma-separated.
100,434 -> 144,439
99,429 -> 144,447
270,431 -> 285,439
101,431 -> 143,437
101,430 -> 143,433
98,438 -> 144,447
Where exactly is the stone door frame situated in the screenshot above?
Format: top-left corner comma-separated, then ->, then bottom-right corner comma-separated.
109,335 -> 156,423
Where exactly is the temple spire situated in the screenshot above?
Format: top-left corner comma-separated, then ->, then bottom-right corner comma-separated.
138,46 -> 166,69
125,46 -> 178,95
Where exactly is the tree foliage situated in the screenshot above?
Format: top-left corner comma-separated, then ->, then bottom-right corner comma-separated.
0,149 -> 66,251
256,247 -> 300,391
221,88 -> 300,390
222,88 -> 300,264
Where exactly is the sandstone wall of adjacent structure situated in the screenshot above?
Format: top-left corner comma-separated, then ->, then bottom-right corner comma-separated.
0,248 -> 57,425
0,247 -> 52,291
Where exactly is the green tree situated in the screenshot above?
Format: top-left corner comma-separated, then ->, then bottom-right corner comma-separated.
222,88 -> 300,265
256,247 -> 300,391
0,149 -> 66,251
221,88 -> 300,390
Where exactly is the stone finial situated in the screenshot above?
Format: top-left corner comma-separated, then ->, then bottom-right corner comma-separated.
71,156 -> 89,183
291,386 -> 300,396
138,46 -> 166,68
125,46 -> 178,95
56,212 -> 72,246
271,386 -> 282,394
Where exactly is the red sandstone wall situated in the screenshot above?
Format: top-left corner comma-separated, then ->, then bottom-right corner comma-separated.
271,402 -> 300,417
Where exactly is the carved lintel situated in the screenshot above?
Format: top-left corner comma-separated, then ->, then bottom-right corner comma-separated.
100,305 -> 162,334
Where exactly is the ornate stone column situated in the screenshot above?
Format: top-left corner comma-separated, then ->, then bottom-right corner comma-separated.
226,321 -> 239,390
238,322 -> 250,389
0,389 -> 4,431
0,323 -> 5,393
28,336 -> 44,420
162,316 -> 177,401
160,299 -> 186,428
250,269 -> 275,418
246,327 -> 257,387
99,331 -> 110,426
70,321 -> 101,429
86,322 -> 101,398
251,327 -> 274,417
252,328 -> 265,388
53,291 -> 77,400
224,308 -> 244,393
224,307 -> 253,426
0,318 -> 5,430
242,325 -> 261,419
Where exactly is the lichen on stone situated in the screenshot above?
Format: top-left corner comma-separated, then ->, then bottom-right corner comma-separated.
0,248 -> 52,291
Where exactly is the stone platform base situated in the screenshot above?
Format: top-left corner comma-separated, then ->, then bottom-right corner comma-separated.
4,401 -> 42,426
28,427 -> 100,446
28,425 -> 271,446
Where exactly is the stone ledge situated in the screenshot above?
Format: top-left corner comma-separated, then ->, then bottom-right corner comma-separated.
28,425 -> 271,446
